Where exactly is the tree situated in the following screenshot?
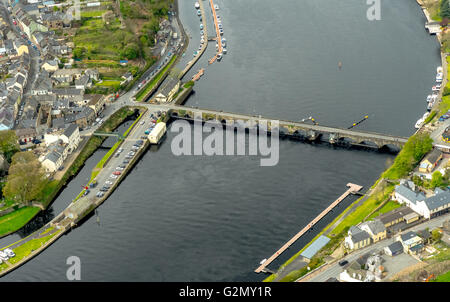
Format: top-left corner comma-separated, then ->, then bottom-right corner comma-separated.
441,0 -> 450,19
73,47 -> 84,59
0,130 -> 19,162
432,229 -> 443,242
2,152 -> 48,205
430,171 -> 444,188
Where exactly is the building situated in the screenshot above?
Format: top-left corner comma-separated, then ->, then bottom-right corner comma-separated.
419,148 -> 443,173
41,59 -> 59,73
393,181 -> 450,219
344,226 -> 372,250
396,231 -> 424,255
15,127 -> 37,144
154,77 -> 180,103
384,241 -> 403,257
377,206 -> 416,228
41,150 -> 63,173
60,124 -> 80,153
85,94 -> 105,115
299,235 -> 330,262
359,219 -> 387,243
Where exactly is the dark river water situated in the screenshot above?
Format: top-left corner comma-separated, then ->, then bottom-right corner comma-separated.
0,0 -> 442,281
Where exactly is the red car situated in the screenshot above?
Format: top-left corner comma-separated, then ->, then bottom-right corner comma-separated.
113,171 -> 121,175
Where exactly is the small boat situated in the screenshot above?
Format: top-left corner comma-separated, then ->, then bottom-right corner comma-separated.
193,50 -> 198,56
427,101 -> 434,111
221,38 -> 226,43
200,24 -> 203,30
214,4 -> 220,10
432,85 -> 438,91
426,95 -> 432,103
197,9 -> 201,16
436,72 -> 443,83
415,117 -> 424,129
437,66 -> 443,74
219,28 -> 224,35
195,2 -> 200,9
222,48 -> 227,54
217,53 -> 222,61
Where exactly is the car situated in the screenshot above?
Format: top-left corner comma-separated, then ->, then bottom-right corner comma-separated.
96,191 -> 105,197
140,121 -> 145,125
116,167 -> 124,171
113,171 -> 121,175
119,164 -> 126,168
105,181 -> 113,185
110,174 -> 118,179
141,136 -> 147,139
83,189 -> 90,196
4,248 -> 15,258
123,160 -> 130,164
128,151 -> 135,156
125,155 -> 132,159
338,260 -> 348,267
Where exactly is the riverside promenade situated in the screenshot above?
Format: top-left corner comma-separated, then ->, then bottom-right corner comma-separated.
254,183 -> 363,273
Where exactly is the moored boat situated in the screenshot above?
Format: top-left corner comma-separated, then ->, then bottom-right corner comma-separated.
195,2 -> 200,9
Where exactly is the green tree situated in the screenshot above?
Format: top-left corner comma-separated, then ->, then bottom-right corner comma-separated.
0,130 -> 19,162
3,152 -> 48,205
430,171 -> 444,188
441,0 -> 450,19
73,47 -> 84,59
432,229 -> 443,242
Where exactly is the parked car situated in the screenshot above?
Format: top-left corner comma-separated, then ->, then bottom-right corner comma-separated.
116,167 -> 124,171
4,248 -> 15,258
123,160 -> 130,164
110,174 -> 118,179
338,260 -> 348,267
96,191 -> 105,197
113,171 -> 121,175
119,164 -> 126,168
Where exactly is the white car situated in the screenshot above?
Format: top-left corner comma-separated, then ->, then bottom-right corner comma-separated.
105,181 -> 113,185
116,167 -> 124,171
110,174 -> 118,179
4,248 -> 15,257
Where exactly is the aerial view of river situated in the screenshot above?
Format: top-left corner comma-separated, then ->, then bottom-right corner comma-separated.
0,0 -> 441,281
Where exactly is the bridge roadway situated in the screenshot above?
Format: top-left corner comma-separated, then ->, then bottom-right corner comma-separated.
139,103 -> 409,149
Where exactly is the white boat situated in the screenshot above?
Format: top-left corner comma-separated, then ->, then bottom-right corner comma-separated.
214,4 -> 219,10
436,72 -> 443,82
432,85 -> 439,91
427,101 -> 434,111
217,53 -> 223,61
197,9 -> 201,16
426,95 -> 432,102
437,66 -> 443,74
415,117 -> 424,129
195,2 -> 200,9
223,48 -> 227,54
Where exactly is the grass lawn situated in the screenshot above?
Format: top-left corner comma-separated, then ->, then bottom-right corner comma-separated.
80,10 -> 107,18
366,200 -> 402,220
432,270 -> 450,282
136,55 -> 177,102
8,231 -> 59,265
0,207 -> 41,237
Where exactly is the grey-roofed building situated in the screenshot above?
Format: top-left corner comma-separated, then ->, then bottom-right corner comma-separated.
419,148 -> 443,173
300,235 -> 330,261
384,241 -> 403,256
360,219 -> 387,243
423,190 -> 450,219
377,206 -> 415,228
52,117 -> 65,129
154,76 -> 180,103
52,88 -> 84,99
344,226 -> 372,250
41,150 -> 63,173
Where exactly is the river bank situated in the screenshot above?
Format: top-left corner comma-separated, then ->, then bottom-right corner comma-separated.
263,0 -> 447,282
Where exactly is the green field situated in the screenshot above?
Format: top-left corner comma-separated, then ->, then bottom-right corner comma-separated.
8,231 -> 59,265
432,270 -> 450,282
0,207 -> 41,237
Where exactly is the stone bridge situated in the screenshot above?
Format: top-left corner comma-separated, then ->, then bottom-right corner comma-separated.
160,105 -> 408,150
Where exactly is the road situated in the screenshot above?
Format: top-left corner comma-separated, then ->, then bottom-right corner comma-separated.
302,213 -> 450,282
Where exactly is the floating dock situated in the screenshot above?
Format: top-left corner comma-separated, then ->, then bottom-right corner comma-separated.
192,68 -> 205,81
254,183 -> 363,273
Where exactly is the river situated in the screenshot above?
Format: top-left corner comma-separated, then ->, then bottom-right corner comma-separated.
0,0 -> 441,281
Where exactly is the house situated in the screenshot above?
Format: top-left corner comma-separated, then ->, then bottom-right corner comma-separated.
41,150 -> 63,173
339,254 -> 384,282
60,124 -> 80,153
74,74 -> 91,90
64,107 -> 95,129
52,88 -> 84,99
13,39 -> 29,56
416,229 -> 432,244
121,71 -> 133,85
419,148 -> 443,173
377,206 -> 416,228
154,77 -> 180,103
384,241 -> 403,257
31,71 -> 52,95
0,105 -> 14,130
344,226 -> 372,250
359,219 -> 387,243
51,69 -> 82,84
41,59 -> 59,73
15,127 -> 37,144
396,231 -> 424,255
85,69 -> 99,81
85,94 -> 105,115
